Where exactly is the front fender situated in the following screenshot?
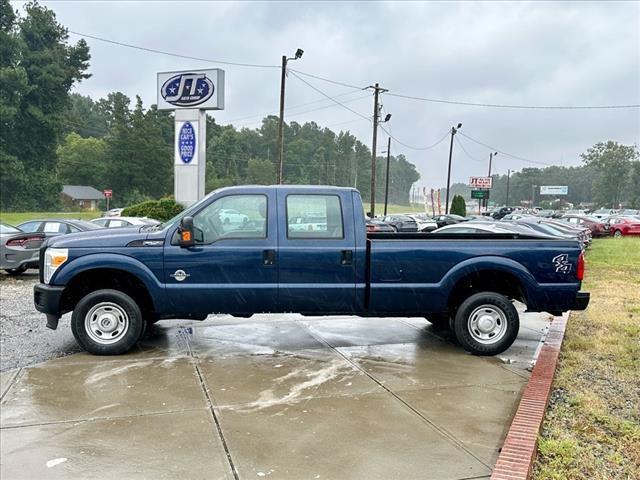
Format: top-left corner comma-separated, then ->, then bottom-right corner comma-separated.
51,253 -> 168,312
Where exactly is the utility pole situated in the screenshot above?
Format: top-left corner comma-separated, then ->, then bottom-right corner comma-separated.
368,83 -> 388,216
383,137 -> 391,216
486,151 -> 497,209
531,184 -> 537,207
506,169 -> 511,206
444,123 -> 462,214
276,49 -> 303,184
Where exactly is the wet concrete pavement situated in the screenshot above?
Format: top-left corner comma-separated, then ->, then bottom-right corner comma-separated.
0,308 -> 553,480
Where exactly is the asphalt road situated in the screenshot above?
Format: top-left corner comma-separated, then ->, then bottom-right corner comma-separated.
0,270 -> 80,371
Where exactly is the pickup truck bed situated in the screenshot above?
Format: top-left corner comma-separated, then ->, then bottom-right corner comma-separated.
34,185 -> 589,357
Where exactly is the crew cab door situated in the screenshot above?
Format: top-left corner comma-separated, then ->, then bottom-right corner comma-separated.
163,191 -> 278,315
276,190 -> 357,314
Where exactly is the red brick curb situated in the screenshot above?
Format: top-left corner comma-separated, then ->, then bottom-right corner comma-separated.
490,314 -> 569,480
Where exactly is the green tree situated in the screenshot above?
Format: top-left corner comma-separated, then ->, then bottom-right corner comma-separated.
581,141 -> 638,208
57,132 -> 106,186
246,158 -> 275,184
1,0 -> 90,210
450,195 -> 467,216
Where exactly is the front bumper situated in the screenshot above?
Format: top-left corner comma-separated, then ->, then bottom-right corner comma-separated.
33,283 -> 65,330
572,291 -> 590,311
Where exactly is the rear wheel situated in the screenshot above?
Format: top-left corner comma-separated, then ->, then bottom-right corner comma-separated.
71,289 -> 144,355
452,292 -> 519,356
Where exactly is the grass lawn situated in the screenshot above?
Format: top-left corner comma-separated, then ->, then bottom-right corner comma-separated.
0,211 -> 97,225
533,237 -> 640,479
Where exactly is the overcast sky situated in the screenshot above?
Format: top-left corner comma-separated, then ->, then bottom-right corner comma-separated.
18,1 -> 640,187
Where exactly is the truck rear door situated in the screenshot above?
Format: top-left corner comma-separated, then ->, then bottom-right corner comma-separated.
276,189 -> 357,314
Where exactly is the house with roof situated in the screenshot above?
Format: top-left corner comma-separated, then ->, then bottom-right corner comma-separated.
61,185 -> 104,211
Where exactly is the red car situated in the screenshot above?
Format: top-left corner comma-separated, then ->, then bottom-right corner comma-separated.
560,215 -> 610,237
609,217 -> 640,237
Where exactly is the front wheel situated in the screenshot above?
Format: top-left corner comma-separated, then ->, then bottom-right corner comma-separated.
613,230 -> 622,238
71,289 -> 144,355
452,292 -> 519,356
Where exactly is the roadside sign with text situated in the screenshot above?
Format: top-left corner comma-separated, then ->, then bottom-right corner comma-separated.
540,186 -> 568,195
471,189 -> 490,200
103,189 -> 112,198
469,177 -> 493,189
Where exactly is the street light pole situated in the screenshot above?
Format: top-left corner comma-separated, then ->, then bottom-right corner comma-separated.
444,123 -> 462,214
486,151 -> 497,209
276,48 -> 303,184
383,137 -> 391,216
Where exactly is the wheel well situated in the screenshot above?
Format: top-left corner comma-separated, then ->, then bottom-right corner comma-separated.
61,268 -> 155,319
447,270 -> 526,313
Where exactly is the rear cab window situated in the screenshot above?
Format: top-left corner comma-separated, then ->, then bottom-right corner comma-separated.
286,195 -> 344,239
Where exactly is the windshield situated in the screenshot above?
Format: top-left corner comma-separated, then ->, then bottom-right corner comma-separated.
0,223 -> 22,234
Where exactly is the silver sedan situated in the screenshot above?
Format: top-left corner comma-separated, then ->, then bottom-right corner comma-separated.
1,223 -> 46,275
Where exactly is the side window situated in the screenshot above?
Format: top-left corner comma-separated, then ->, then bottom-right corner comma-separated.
92,219 -> 108,227
69,225 -> 80,233
19,221 -> 41,233
43,222 -> 66,233
109,220 -> 129,228
287,195 -> 343,239
193,195 -> 267,243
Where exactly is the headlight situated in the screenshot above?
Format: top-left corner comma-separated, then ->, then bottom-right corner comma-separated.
44,248 -> 68,284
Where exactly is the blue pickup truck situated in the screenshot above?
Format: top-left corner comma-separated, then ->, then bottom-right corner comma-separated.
34,186 -> 589,356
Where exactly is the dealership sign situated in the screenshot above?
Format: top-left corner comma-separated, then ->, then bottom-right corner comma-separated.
157,69 -> 225,110
103,189 -> 112,198
540,185 -> 568,195
469,177 -> 492,189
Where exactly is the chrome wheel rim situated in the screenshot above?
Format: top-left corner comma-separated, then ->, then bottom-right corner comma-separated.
614,230 -> 622,238
85,302 -> 129,345
468,305 -> 507,345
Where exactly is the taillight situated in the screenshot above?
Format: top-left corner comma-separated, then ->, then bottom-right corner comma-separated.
576,251 -> 585,281
6,236 -> 42,247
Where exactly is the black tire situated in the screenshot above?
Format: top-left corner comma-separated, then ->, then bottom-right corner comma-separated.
452,292 -> 519,356
71,289 -> 144,355
5,265 -> 27,275
427,314 -> 451,330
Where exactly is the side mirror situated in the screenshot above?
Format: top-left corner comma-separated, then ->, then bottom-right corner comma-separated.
178,216 -> 195,247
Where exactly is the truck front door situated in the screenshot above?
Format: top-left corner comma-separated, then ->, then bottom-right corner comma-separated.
277,190 -> 357,314
164,191 -> 278,315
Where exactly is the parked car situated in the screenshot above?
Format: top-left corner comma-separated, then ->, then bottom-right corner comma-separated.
432,214 -> 469,229
34,185 -> 589,357
102,208 -> 124,217
404,213 -> 438,232
17,219 -> 102,238
91,217 -> 161,228
1,223 -> 46,274
491,207 -> 516,220
618,209 -> 639,216
537,209 -> 556,218
433,222 -> 539,235
516,218 -> 589,248
288,215 -> 329,233
464,215 -> 494,222
591,208 -> 617,219
559,215 -> 609,237
381,215 -> 418,232
608,217 -> 640,237
219,208 -> 249,225
366,218 -> 395,233
501,213 -> 535,221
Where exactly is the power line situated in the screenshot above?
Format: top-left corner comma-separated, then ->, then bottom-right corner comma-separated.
458,131 -> 552,167
70,30 -> 639,110
386,92 -> 640,110
69,30 -> 279,69
380,126 -> 451,151
454,135 -> 483,163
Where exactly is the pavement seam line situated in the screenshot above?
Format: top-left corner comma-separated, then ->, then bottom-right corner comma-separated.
184,329 -> 240,480
0,407 -> 207,430
297,320 -> 493,470
0,368 -> 23,403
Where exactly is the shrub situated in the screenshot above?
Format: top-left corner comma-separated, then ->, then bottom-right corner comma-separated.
450,195 -> 467,216
121,197 -> 184,222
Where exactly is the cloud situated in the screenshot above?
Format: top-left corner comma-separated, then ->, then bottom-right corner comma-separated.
19,0 -> 640,186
